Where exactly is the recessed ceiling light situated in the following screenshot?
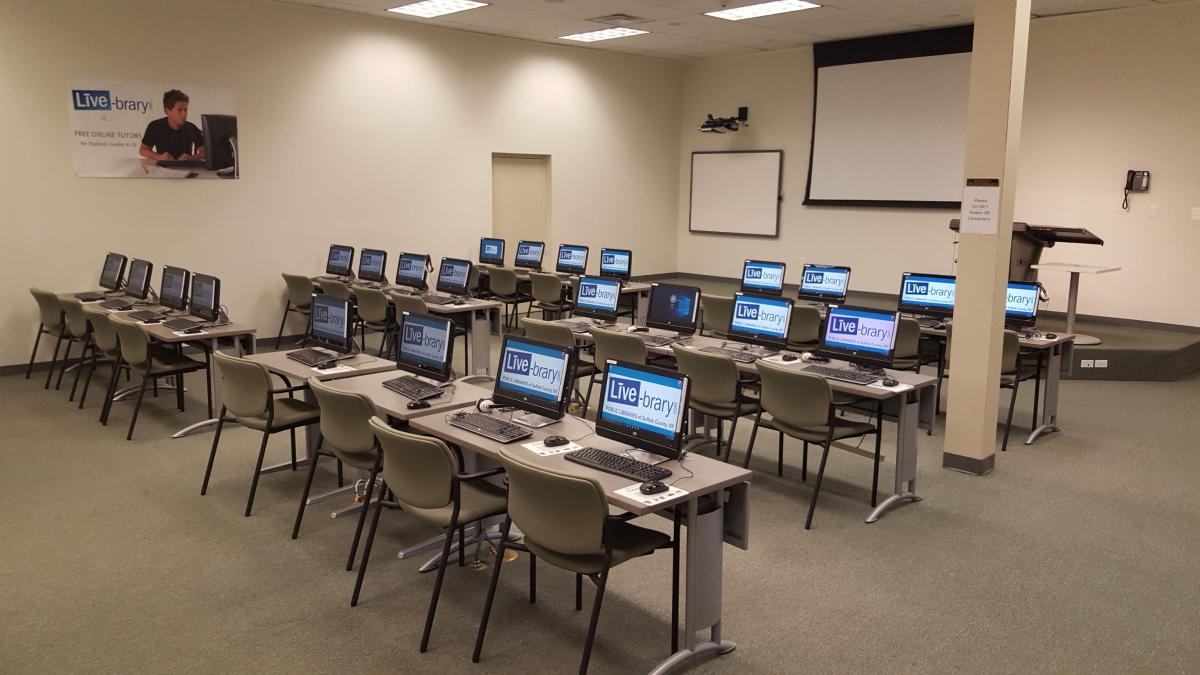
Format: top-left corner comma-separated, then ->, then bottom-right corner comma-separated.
387,1 -> 488,19
706,0 -> 820,21
558,27 -> 649,42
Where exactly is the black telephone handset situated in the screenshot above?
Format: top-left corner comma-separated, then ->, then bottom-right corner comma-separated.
1122,170 -> 1150,210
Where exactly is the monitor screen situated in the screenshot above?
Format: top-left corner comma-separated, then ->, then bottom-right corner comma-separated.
160,266 -> 190,311
493,336 -> 573,420
798,264 -> 851,303
397,311 -> 453,381
646,283 -> 700,334
310,295 -> 352,353
126,259 -> 153,300
819,305 -> 899,367
599,248 -> 632,280
358,248 -> 387,282
741,260 -> 786,296
189,274 -> 221,321
514,241 -> 545,269
1005,281 -> 1040,325
326,245 -> 354,276
596,360 -> 690,461
898,273 -> 957,318
201,114 -> 237,170
436,258 -> 471,295
479,238 -> 505,265
729,292 -> 793,347
395,253 -> 429,288
556,244 -> 589,274
99,252 -> 127,291
574,276 -> 621,320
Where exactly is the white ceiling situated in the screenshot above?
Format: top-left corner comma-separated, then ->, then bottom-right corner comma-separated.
277,0 -> 1192,61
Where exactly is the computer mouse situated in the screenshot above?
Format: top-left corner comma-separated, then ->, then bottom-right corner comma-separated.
1045,333 -> 1058,339
543,435 -> 569,447
932,322 -> 947,330
882,376 -> 900,387
406,399 -> 431,410
182,327 -> 203,334
640,480 -> 669,495
630,326 -> 649,333
781,353 -> 799,362
315,361 -> 336,370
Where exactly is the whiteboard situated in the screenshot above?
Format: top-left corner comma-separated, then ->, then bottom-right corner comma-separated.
689,151 -> 782,236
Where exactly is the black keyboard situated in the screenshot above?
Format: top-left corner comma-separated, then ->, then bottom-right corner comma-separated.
100,298 -> 133,310
699,346 -> 760,364
163,317 -> 204,331
128,310 -> 162,322
640,334 -> 673,347
559,321 -> 593,334
75,292 -> 105,302
421,294 -> 460,306
156,159 -> 207,169
383,375 -> 443,401
286,348 -> 335,367
447,411 -> 531,443
803,364 -> 880,385
564,447 -> 672,482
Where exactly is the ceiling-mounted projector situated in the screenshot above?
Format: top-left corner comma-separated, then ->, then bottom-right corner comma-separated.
699,106 -> 749,133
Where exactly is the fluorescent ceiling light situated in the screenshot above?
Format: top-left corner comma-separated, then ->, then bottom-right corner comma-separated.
706,0 -> 820,21
387,1 -> 488,19
558,27 -> 649,42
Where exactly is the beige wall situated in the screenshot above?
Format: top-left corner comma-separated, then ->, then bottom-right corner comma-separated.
0,0 -> 683,366
675,2 -> 1200,328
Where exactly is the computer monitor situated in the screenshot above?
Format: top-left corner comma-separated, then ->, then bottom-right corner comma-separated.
435,257 -> 472,295
357,248 -> 388,283
729,292 -> 793,349
596,360 -> 691,461
1005,280 -> 1041,327
309,295 -> 353,354
189,274 -> 221,322
99,252 -> 127,291
818,305 -> 899,368
574,276 -> 621,322
396,311 -> 453,381
493,335 -> 573,424
599,248 -> 632,281
514,240 -> 545,270
556,244 -> 589,275
645,283 -> 700,334
326,245 -> 354,277
479,238 -> 505,265
160,266 -> 190,311
201,114 -> 237,171
741,259 -> 786,296
394,253 -> 429,289
798,264 -> 851,304
897,272 -> 957,318
125,259 -> 153,300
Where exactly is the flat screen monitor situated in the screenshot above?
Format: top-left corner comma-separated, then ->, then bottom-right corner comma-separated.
556,244 -> 589,275
1005,280 -> 1040,326
599,248 -> 632,281
357,248 -> 387,283
394,253 -> 429,289
160,266 -> 190,311
646,283 -> 700,334
326,245 -> 354,277
798,264 -> 851,304
493,335 -> 573,421
396,311 -> 453,381
479,238 -> 505,265
514,240 -> 545,270
189,274 -> 221,322
309,295 -> 353,354
201,114 -> 237,171
596,360 -> 690,461
125,259 -> 153,300
729,292 -> 793,348
898,272 -> 957,318
741,259 -> 786,296
818,305 -> 899,368
574,276 -> 621,321
99,252 -> 127,291
435,257 -> 471,295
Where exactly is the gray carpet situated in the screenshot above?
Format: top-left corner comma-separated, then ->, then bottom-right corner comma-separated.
2,355 -> 1198,673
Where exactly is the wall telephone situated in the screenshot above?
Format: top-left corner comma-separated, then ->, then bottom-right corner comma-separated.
1122,170 -> 1149,210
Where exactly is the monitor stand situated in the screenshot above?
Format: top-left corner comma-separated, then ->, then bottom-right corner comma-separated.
513,412 -> 559,429
625,448 -> 669,466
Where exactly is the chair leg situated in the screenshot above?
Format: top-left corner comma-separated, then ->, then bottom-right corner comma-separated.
346,462 -> 380,571
25,325 -> 44,379
804,441 -> 833,530
204,357 -> 213,419
723,414 -> 740,463
472,518 -> 512,664
100,361 -> 121,425
289,429 -> 297,470
201,410 -> 227,495
777,430 -> 784,477
176,372 -> 185,411
420,515 -> 459,652
78,351 -> 100,409
244,430 -> 272,517
743,411 -> 761,469
351,479 -> 388,607
275,302 -> 291,349
802,442 -> 808,482
336,458 -> 344,487
1032,355 -> 1044,429
529,554 -> 537,604
871,402 -> 883,508
44,334 -> 64,389
1002,380 -> 1019,452
716,420 -> 724,458
582,374 -> 597,419
54,339 -> 73,390
291,452 -> 321,539
579,568 -> 610,675
575,573 -> 582,610
126,376 -> 150,441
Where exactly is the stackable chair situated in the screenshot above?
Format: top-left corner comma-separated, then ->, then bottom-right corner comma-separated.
581,327 -> 647,418
388,291 -> 470,374
521,317 -> 595,407
27,289 -> 67,388
700,294 -> 733,339
489,268 -> 531,332
107,320 -> 211,441
671,345 -> 760,462
276,273 -> 315,348
76,307 -> 126,411
354,287 -> 394,356
786,305 -> 822,353
529,272 -> 573,320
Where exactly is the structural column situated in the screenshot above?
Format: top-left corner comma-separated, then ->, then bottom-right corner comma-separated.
943,0 -> 1031,475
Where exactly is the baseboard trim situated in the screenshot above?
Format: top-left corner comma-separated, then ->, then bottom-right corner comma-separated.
942,451 -> 994,476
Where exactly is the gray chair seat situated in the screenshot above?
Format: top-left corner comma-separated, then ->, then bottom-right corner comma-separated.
689,397 -> 760,419
399,480 -> 508,528
523,520 -> 670,575
144,351 -> 205,375
763,414 -> 876,444
236,397 -> 321,432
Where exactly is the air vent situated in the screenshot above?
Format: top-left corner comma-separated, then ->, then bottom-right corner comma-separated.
589,13 -> 651,26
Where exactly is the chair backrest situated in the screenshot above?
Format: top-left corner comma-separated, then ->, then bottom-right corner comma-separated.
355,287 -> 389,323
370,416 -> 458,510
945,325 -> 1020,375
520,317 -> 575,350
308,377 -> 378,454
320,279 -> 351,300
282,273 -> 315,307
214,352 -> 272,419
700,294 -> 733,337
499,446 -> 607,555
490,268 -> 519,297
388,291 -> 426,317
787,306 -> 822,348
671,345 -> 739,406
894,317 -> 921,360
59,298 -> 90,339
112,320 -> 151,369
83,307 -> 119,354
529,273 -> 563,304
590,327 -> 646,372
467,265 -> 481,294
29,288 -> 63,329
756,360 -> 832,428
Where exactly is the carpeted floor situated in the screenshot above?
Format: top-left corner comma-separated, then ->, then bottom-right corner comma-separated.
2,353 -> 1198,673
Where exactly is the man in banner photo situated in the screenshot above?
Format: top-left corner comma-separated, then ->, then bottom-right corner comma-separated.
138,90 -> 204,161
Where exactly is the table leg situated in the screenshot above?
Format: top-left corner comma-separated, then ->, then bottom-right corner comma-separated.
867,388 -> 924,523
1025,342 -> 1063,445
469,307 -> 496,375
636,288 -> 650,325
1064,271 -> 1101,345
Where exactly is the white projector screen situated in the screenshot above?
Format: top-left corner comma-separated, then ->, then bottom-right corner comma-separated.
689,150 -> 782,237
805,27 -> 972,209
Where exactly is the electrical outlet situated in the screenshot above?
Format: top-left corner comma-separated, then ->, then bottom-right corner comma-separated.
1095,359 -> 1108,368
1150,205 -> 1159,218
1080,359 -> 1094,368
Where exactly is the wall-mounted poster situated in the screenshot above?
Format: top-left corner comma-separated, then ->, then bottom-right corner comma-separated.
68,79 -> 238,179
